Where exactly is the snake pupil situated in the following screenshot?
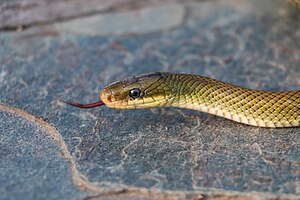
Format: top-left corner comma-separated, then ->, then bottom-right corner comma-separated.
129,88 -> 141,99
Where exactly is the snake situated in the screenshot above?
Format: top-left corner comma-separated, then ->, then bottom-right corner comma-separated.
289,0 -> 300,7
63,72 -> 300,128
62,1 -> 300,128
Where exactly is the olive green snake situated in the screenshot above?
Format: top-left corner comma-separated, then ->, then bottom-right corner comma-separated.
63,72 -> 300,128
63,1 -> 300,128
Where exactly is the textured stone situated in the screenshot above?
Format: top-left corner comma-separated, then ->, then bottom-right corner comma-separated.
51,5 -> 185,36
0,109 -> 89,200
0,0 -> 194,29
0,0 -> 300,199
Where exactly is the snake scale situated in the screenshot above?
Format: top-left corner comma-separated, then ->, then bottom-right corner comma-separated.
63,1 -> 300,128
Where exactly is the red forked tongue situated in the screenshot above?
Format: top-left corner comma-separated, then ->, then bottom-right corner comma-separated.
60,99 -> 105,109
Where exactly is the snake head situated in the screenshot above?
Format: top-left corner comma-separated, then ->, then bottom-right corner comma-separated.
100,72 -> 173,109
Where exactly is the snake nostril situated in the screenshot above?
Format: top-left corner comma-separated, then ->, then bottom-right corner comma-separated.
100,89 -> 113,102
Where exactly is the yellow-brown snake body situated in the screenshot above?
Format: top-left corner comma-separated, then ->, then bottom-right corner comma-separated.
96,72 -> 300,128
289,0 -> 300,7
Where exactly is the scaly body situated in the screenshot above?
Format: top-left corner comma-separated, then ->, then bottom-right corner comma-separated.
96,72 -> 300,128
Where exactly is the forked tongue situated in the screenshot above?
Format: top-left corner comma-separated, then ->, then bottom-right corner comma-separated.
60,99 -> 105,109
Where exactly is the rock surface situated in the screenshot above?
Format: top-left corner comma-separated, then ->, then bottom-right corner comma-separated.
0,0 -> 299,199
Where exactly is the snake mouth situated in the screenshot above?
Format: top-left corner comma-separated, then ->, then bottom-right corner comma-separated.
60,99 -> 105,109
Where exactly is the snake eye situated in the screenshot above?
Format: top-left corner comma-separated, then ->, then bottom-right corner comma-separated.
129,88 -> 141,99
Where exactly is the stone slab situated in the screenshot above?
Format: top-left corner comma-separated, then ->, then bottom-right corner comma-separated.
0,0 -> 299,199
0,0 -> 195,29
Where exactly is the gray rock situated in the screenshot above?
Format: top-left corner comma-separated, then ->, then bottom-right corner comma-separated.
0,0 -> 299,199
0,0 -> 194,29
0,109 -> 89,200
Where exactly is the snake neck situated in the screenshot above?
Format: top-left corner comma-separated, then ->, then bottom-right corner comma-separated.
162,73 -> 238,110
